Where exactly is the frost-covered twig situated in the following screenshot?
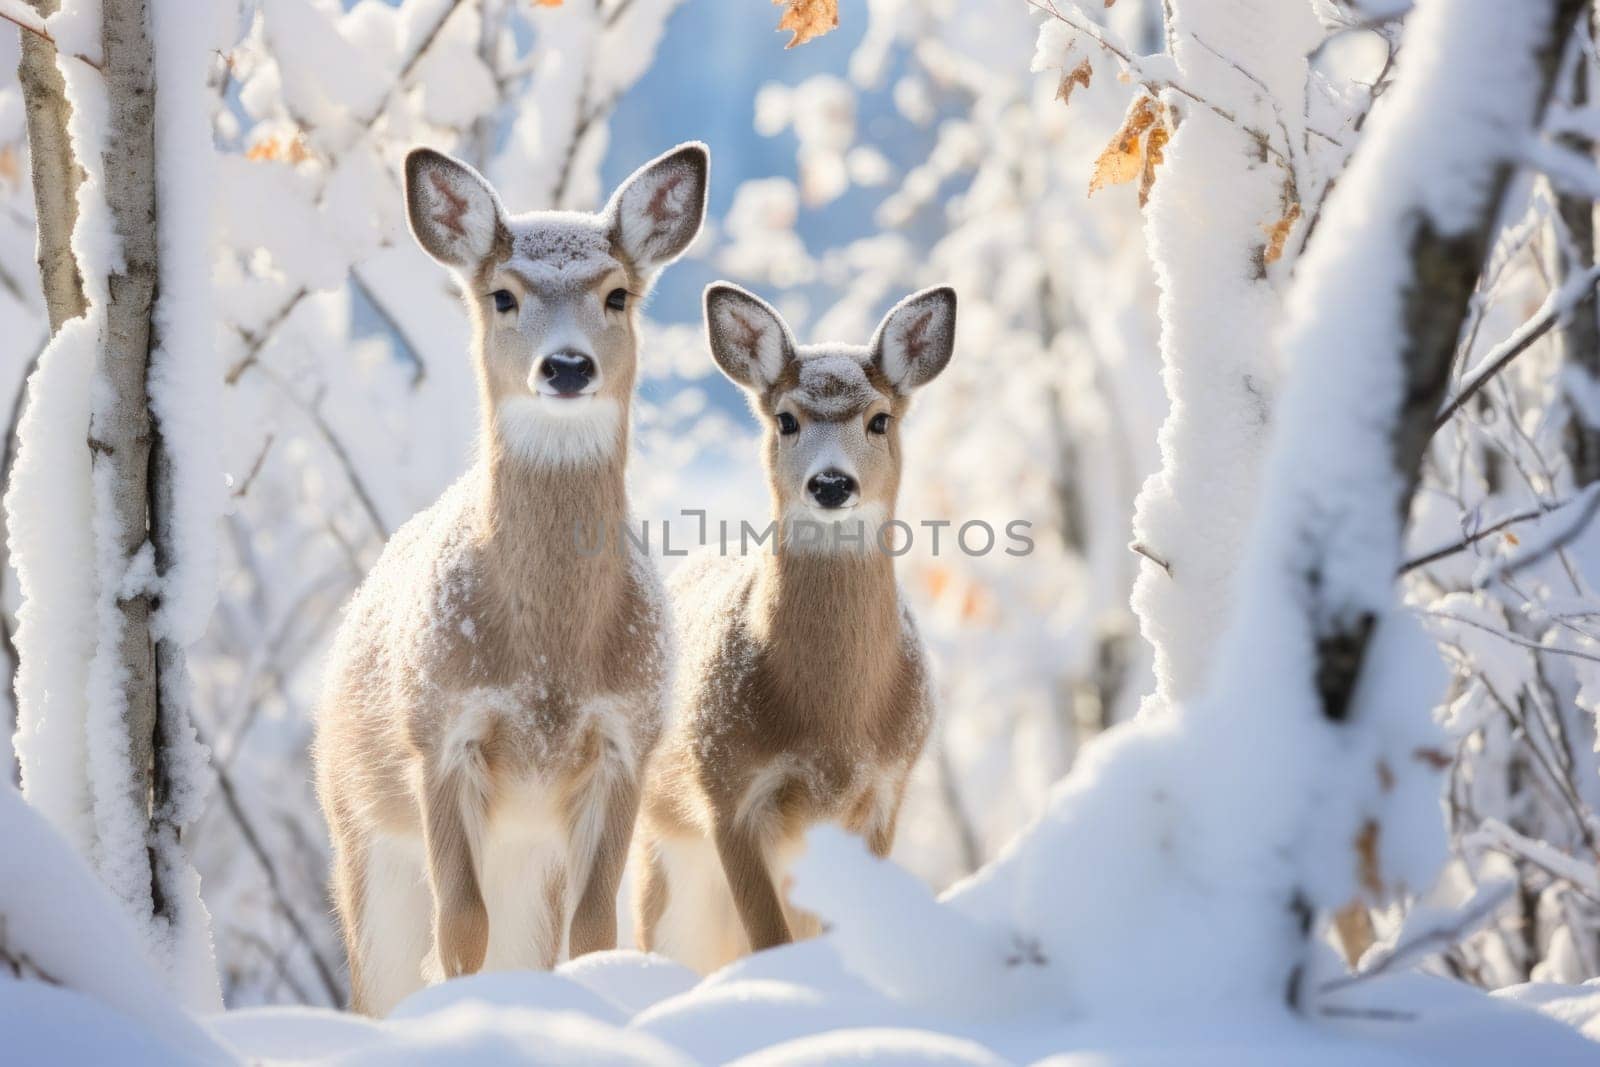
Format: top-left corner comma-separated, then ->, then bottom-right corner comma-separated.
0,0 -> 102,69
225,0 -> 468,380
1474,673 -> 1600,855
1468,818 -> 1600,896
193,718 -> 343,1006
1129,540 -> 1173,577
1398,499 -> 1566,573
231,433 -> 275,500
1475,481 -> 1600,584
1026,0 -> 1305,176
1423,607 -> 1600,666
1318,881 -> 1514,995
1434,263 -> 1600,431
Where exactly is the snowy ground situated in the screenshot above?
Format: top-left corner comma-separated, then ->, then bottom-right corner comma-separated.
7,784 -> 1600,1065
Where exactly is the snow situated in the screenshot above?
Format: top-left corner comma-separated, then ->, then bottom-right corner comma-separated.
8,818 -> 1600,1063
0,788 -> 228,1063
1127,0 -> 1327,710
4,0 -> 1600,1059
5,315 -> 98,853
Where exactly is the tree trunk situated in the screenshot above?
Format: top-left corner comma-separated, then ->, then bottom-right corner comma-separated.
87,0 -> 164,932
1559,8 -> 1600,486
1278,0 -> 1587,999
1312,2 -> 1587,728
18,0 -> 86,333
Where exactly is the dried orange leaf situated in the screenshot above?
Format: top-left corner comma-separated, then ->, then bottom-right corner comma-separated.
774,0 -> 838,48
531,0 -> 563,6
1056,58 -> 1093,105
1261,201 -> 1302,265
1089,95 -> 1158,198
0,144 -> 18,185
246,132 -> 311,165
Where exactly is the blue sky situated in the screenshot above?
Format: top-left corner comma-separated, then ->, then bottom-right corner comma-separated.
602,0 -> 933,328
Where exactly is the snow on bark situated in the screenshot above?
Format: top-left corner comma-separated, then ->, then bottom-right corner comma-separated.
145,0 -> 229,1007
7,0 -> 221,1005
1129,0 -> 1325,709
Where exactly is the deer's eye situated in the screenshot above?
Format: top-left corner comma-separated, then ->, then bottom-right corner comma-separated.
492,289 -> 517,313
776,412 -> 800,436
605,288 -> 628,312
868,413 -> 890,435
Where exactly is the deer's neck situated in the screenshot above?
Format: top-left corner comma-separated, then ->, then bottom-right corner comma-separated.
471,422 -> 630,661
754,538 -> 902,717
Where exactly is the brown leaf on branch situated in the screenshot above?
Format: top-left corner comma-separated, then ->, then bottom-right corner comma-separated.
1411,746 -> 1452,770
1261,202 -> 1302,265
774,0 -> 838,48
1057,59 -> 1093,105
1089,95 -> 1167,203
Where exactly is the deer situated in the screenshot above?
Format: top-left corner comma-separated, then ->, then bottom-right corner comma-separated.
633,282 -> 958,974
313,142 -> 708,1015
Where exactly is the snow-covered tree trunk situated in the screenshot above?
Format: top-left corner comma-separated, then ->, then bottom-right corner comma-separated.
1238,0 -> 1586,995
947,0 -> 1588,1017
1128,0 -> 1323,708
87,0 -> 163,936
7,0 -> 220,1006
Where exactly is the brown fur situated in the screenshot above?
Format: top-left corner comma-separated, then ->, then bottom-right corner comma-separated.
315,145 -> 706,1014
635,283 -> 956,971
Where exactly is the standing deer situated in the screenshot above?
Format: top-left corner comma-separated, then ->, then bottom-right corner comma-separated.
314,143 -> 708,1015
635,282 -> 957,973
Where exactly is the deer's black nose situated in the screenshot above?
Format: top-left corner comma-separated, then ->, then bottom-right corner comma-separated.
807,470 -> 857,510
540,351 -> 596,396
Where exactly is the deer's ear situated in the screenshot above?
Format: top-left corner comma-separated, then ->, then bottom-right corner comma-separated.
872,286 -> 957,394
704,283 -> 794,392
404,148 -> 507,269
607,142 -> 709,277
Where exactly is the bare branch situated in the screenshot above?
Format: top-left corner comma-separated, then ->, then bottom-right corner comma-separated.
1434,263 -> 1600,432
1317,881 -> 1514,996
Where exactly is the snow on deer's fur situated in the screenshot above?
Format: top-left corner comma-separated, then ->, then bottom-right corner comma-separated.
635,283 -> 957,973
313,143 -> 708,1015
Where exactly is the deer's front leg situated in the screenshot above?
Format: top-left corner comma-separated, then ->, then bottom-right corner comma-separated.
568,772 -> 640,957
419,764 -> 488,978
714,818 -> 792,952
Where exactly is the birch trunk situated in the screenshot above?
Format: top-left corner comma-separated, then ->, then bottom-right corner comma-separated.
18,0 -> 85,332
87,0 -> 163,927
